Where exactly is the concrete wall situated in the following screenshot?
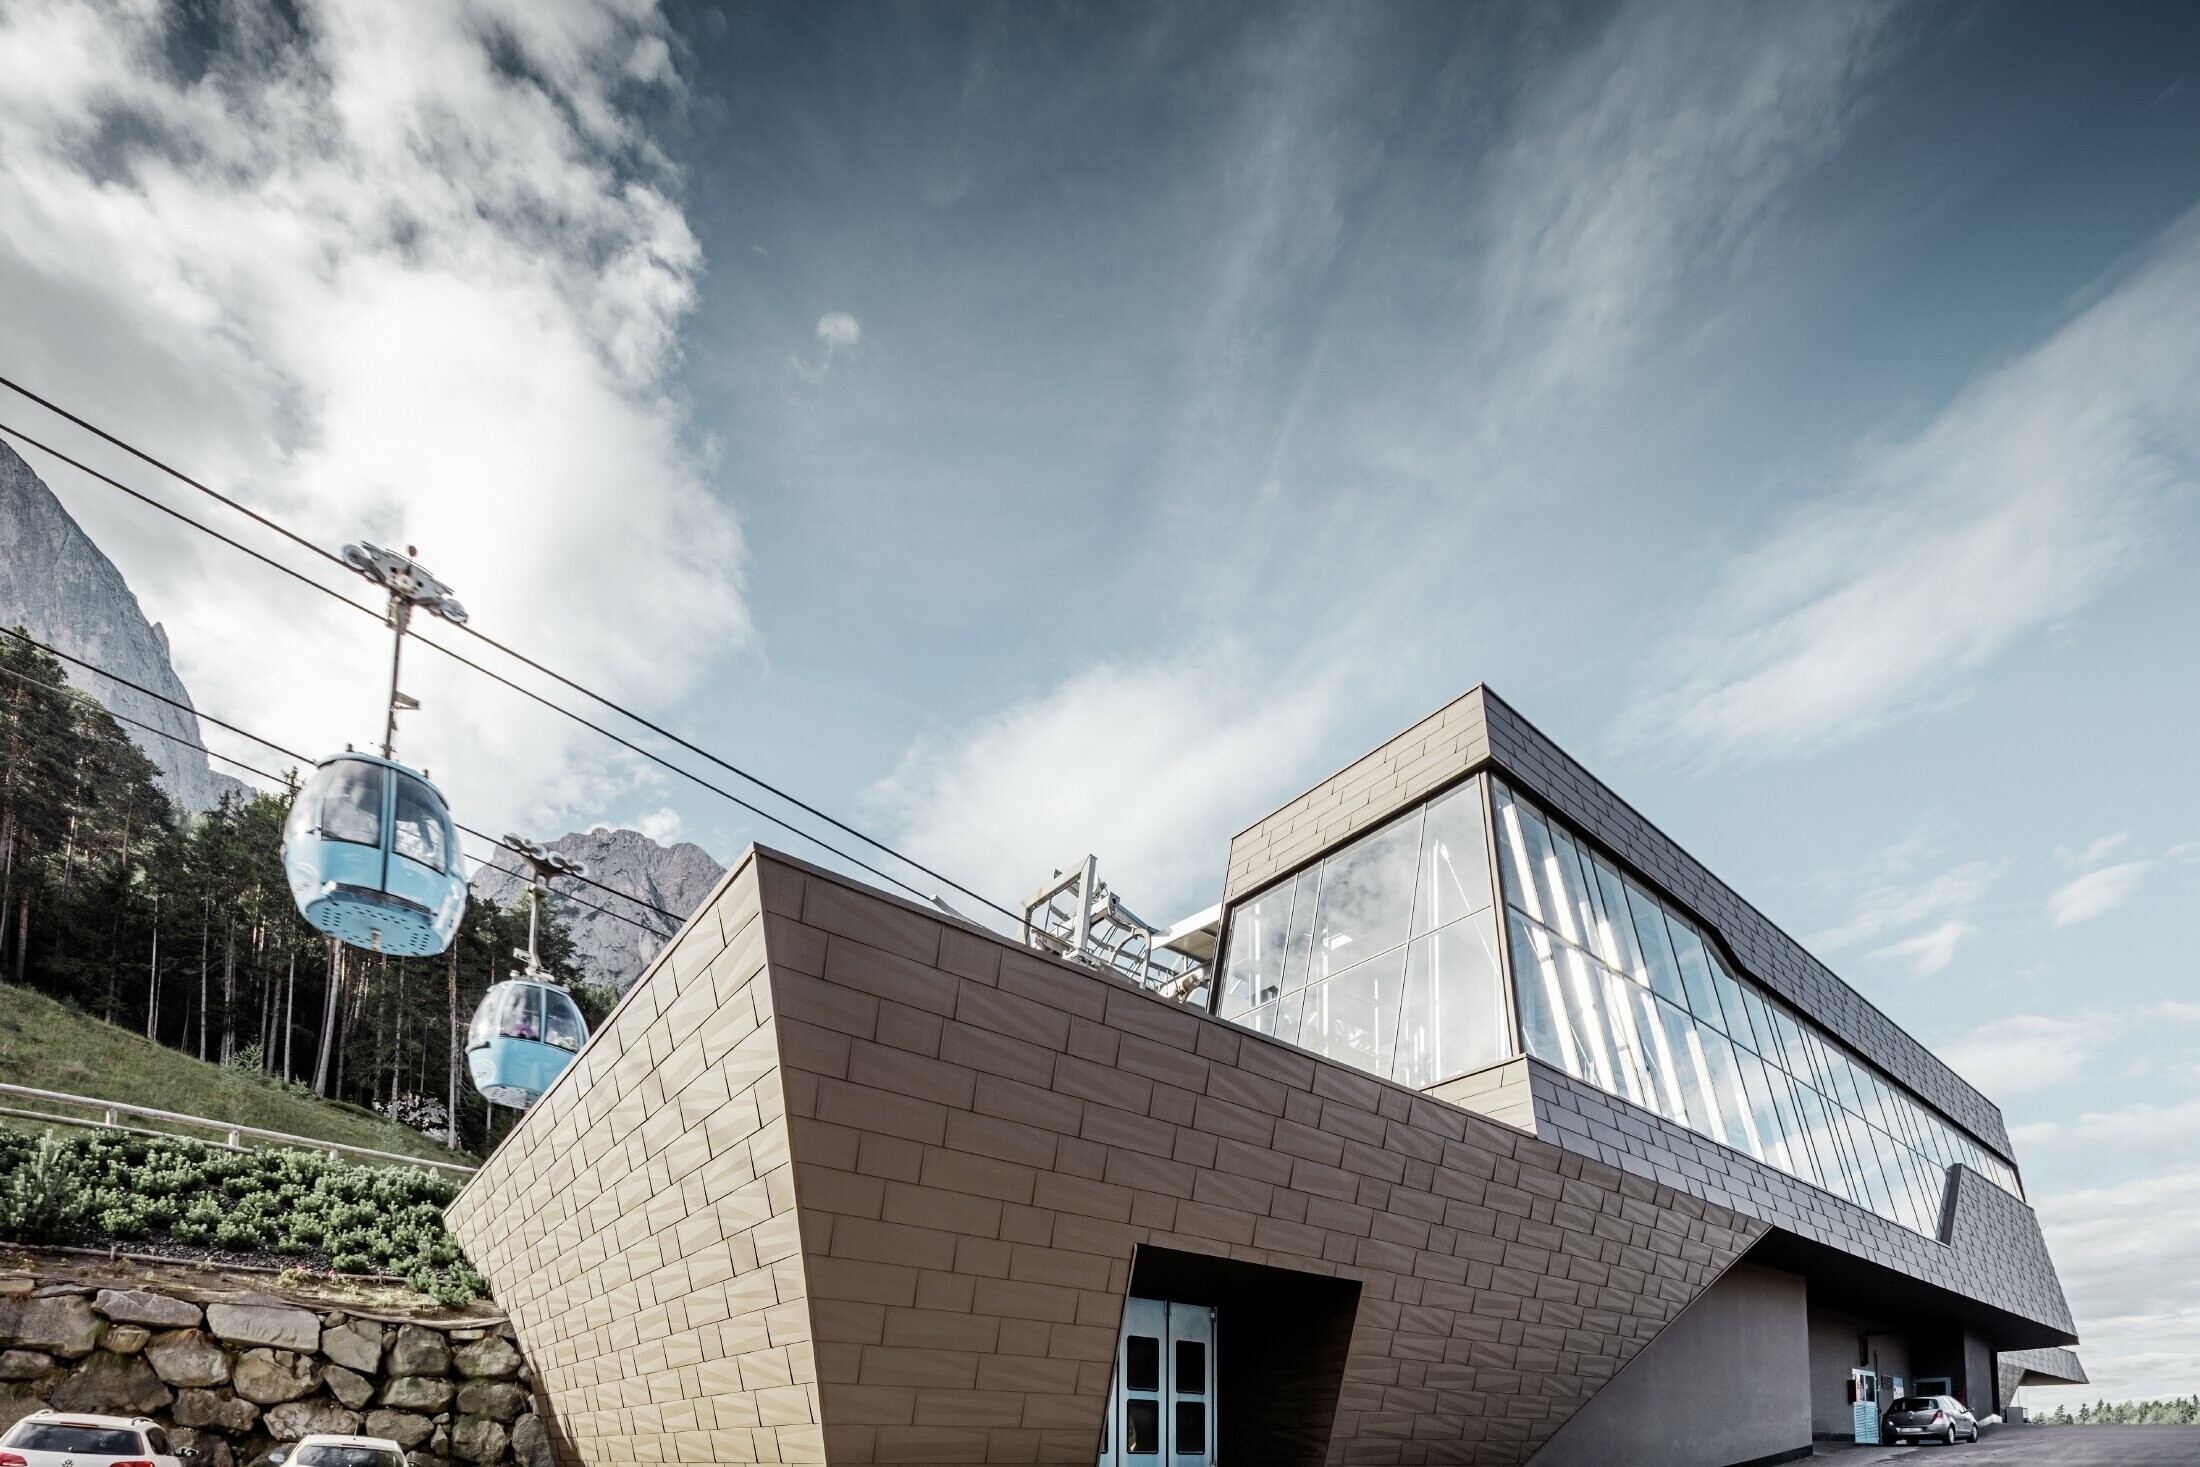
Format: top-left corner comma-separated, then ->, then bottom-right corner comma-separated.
452,849 -> 1774,1467
1807,1307 -> 1868,1438
1427,1057 -> 1536,1134
1526,1263 -> 1810,1467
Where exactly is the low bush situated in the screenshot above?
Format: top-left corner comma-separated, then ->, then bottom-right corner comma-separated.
0,1128 -> 488,1303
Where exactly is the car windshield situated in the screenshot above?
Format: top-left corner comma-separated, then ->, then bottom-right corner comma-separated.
295,1447 -> 404,1467
6,1424 -> 147,1454
1893,1398 -> 1938,1412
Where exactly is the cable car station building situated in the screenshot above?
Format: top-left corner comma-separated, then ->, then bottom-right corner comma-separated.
447,687 -> 2081,1467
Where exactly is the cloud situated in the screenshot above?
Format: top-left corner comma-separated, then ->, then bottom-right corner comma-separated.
2156,1002 -> 2200,1023
868,649 -> 1344,926
2049,859 -> 2154,927
1938,1013 -> 2114,1100
633,806 -> 685,845
1474,3 -> 1897,424
816,312 -> 863,350
1622,205 -> 2200,762
2026,1168 -> 2200,1407
1805,834 -> 2002,957
0,0 -> 742,836
2057,832 -> 2130,868
1868,918 -> 1975,976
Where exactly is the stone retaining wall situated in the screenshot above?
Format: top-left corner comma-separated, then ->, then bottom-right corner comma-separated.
0,1276 -> 548,1467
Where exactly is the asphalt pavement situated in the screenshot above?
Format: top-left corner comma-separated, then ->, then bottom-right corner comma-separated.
1821,1425 -> 2200,1463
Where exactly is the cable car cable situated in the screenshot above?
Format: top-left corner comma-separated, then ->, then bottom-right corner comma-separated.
0,388 -> 1021,922
0,631 -> 686,926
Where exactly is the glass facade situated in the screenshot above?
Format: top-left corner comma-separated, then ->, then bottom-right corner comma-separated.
1214,776 -> 1513,1090
1490,778 -> 2021,1237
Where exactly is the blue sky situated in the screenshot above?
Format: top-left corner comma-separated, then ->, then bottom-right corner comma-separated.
1,0 -> 2196,1405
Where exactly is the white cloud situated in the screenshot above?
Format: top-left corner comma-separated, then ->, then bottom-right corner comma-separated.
1623,205 -> 2200,762
0,0 -> 743,836
1805,834 -> 2001,965
1938,1013 -> 2114,1099
2156,1002 -> 2200,1024
632,806 -> 685,845
1868,918 -> 1975,976
2025,1168 -> 2200,1407
868,650 -> 1344,925
1474,3 -> 1895,425
816,311 -> 863,349
2049,859 -> 2154,927
2057,832 -> 2130,868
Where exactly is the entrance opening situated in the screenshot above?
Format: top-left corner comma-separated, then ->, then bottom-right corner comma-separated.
1101,1246 -> 1360,1467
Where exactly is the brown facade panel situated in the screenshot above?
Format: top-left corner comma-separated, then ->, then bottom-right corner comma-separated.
458,850 -> 1773,1467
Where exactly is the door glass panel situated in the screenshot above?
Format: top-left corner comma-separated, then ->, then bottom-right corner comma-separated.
1126,1335 -> 1159,1393
318,761 -> 385,846
1176,1402 -> 1206,1453
1126,1399 -> 1158,1454
1175,1339 -> 1206,1394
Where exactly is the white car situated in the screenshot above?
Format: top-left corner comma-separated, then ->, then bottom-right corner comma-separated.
0,1411 -> 193,1467
268,1436 -> 407,1467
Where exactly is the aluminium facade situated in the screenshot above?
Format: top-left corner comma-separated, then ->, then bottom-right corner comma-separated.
449,685 -> 2078,1467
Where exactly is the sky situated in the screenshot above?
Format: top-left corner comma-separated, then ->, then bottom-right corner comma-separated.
1,0 -> 2197,1408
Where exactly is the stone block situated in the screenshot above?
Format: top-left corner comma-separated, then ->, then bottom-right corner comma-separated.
454,1380 -> 527,1423
146,1329 -> 230,1388
381,1374 -> 456,1412
173,1387 -> 261,1433
48,1354 -> 173,1414
448,1415 -> 507,1463
386,1324 -> 452,1377
0,1351 -> 53,1381
320,1319 -> 385,1375
367,1409 -> 437,1449
101,1325 -> 150,1355
207,1302 -> 319,1353
324,1363 -> 375,1409
263,1399 -> 363,1440
450,1336 -> 520,1380
8,1296 -> 97,1357
92,1290 -> 201,1329
234,1348 -> 320,1404
508,1415 -> 549,1467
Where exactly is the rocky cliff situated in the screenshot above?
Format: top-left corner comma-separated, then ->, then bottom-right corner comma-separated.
0,1274 -> 548,1467
468,827 -> 724,992
0,438 -> 248,813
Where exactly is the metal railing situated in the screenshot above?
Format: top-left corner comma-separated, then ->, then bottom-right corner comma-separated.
0,1082 -> 477,1177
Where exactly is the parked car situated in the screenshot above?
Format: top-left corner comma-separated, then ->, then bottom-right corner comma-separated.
0,1411 -> 192,1467
1886,1395 -> 1980,1445
268,1437 -> 406,1467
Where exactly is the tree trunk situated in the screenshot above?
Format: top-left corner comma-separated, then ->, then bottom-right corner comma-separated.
12,892 -> 27,983
282,948 -> 297,1082
446,943 -> 460,1149
145,894 -> 160,1041
197,897 -> 209,1062
312,939 -> 341,1097
220,915 -> 236,1064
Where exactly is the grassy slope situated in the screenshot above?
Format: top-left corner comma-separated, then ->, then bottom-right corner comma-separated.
0,982 -> 473,1165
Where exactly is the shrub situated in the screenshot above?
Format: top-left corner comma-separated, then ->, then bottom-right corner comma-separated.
0,1127 -> 485,1302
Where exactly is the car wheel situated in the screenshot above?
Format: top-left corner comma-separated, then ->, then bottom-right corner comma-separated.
1946,1424 -> 1958,1445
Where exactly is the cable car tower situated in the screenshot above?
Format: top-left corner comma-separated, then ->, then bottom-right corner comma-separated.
279,544 -> 470,957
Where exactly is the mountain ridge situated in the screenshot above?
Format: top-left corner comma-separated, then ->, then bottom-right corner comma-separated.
0,437 -> 248,813
468,825 -> 725,991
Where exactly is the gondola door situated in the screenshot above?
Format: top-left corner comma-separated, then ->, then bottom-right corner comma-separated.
1101,1297 -> 1216,1467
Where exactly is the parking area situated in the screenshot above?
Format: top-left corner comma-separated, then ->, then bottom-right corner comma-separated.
1823,1425 -> 2200,1463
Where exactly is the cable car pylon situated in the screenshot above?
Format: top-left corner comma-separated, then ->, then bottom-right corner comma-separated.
279,544 -> 469,957
465,835 -> 593,1109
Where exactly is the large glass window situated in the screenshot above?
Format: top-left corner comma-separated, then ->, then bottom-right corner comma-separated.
317,759 -> 384,846
1217,778 -> 1512,1090
1490,777 -> 2023,1240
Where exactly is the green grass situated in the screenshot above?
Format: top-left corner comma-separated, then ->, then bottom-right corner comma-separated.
0,983 -> 474,1166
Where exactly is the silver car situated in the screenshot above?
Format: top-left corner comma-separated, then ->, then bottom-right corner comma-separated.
1886,1395 -> 1980,1445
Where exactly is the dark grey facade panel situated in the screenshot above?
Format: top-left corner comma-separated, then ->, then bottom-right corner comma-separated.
1527,1062 -> 2073,1340
1477,691 -> 2012,1159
